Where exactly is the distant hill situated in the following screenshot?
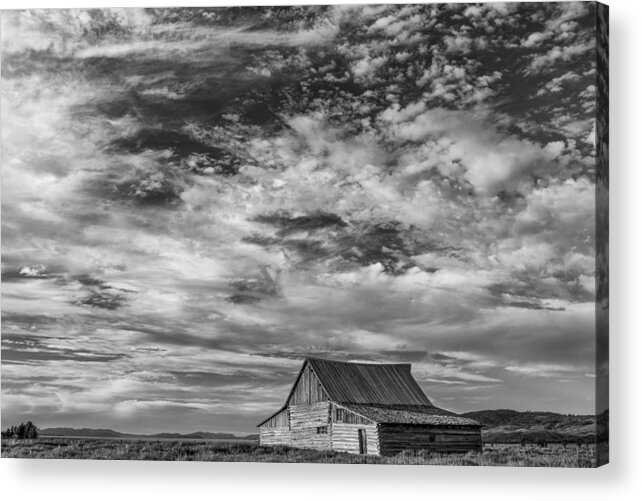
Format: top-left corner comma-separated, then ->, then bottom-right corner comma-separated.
40,427 -> 258,441
40,428 -> 129,438
462,409 -> 607,444
147,432 -> 258,440
37,409 -> 607,445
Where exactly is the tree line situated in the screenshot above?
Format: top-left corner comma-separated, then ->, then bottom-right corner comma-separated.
1,421 -> 38,439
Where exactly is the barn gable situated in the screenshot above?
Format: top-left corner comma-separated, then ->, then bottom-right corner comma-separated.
286,360 -> 328,406
257,360 -> 328,428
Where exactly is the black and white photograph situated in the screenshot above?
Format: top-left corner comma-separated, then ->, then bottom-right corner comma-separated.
1,2 -> 608,468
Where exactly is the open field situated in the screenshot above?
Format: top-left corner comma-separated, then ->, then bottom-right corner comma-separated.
1,438 -> 600,467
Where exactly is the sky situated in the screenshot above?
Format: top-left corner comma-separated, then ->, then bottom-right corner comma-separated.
1,3 -> 604,435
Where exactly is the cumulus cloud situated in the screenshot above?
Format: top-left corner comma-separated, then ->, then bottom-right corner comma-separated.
537,71 -> 581,95
522,32 -> 547,48
528,42 -> 594,73
382,106 -> 562,194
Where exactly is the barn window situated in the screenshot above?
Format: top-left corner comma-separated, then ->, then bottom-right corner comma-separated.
428,433 -> 436,443
316,426 -> 328,434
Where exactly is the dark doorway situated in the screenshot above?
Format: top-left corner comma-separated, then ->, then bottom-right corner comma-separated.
358,428 -> 367,454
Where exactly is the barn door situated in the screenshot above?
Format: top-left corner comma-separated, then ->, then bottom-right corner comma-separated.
358,429 -> 367,454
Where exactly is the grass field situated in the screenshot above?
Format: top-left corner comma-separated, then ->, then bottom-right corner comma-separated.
1,438 -> 600,467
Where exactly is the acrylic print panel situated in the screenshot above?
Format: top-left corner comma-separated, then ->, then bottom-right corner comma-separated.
0,2 -> 608,466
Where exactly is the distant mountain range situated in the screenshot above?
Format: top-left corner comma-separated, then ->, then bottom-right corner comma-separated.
38,409 -> 607,444
40,427 -> 258,441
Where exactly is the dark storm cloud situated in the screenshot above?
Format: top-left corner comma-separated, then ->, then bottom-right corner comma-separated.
110,129 -> 226,159
378,350 -> 428,362
502,300 -> 565,312
334,222 -> 444,274
227,268 -> 281,304
73,274 -> 108,287
253,211 -> 347,237
1,314 -> 66,328
76,290 -> 127,310
1,265 -> 52,281
2,348 -> 126,364
1,267 -> 135,311
167,367 -> 298,389
69,274 -> 136,310
249,214 -> 446,274
2,334 -> 128,363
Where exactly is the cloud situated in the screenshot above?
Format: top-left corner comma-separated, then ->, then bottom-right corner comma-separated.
444,34 -> 473,54
522,32 -> 547,48
504,362 -> 581,378
536,71 -> 581,95
528,42 -> 593,73
382,106 -> 561,194
1,5 -> 600,432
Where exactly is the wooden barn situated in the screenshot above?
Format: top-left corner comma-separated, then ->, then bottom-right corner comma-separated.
258,358 -> 482,455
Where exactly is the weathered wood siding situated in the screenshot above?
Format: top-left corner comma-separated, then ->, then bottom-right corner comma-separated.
259,427 -> 292,446
331,404 -> 372,425
260,408 -> 289,428
378,424 -> 482,455
259,408 -> 291,446
289,364 -> 327,405
331,423 -> 379,455
289,401 -> 332,450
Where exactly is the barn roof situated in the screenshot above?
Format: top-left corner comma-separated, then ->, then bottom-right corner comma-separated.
257,358 -> 481,427
304,358 -> 433,406
336,403 -> 482,427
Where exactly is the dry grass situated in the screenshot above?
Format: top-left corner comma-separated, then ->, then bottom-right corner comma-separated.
1,438 -> 599,467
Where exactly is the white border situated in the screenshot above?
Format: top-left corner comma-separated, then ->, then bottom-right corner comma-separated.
1,1 -> 640,500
